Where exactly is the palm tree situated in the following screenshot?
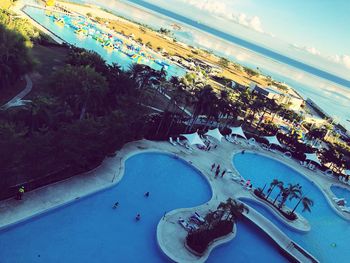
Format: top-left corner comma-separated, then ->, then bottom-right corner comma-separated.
273,183 -> 285,205
128,64 -> 164,100
266,179 -> 283,199
217,198 -> 249,222
291,196 -> 314,214
278,183 -> 302,209
186,85 -> 217,132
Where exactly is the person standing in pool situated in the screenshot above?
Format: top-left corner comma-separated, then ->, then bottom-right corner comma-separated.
112,202 -> 119,209
144,192 -> 150,197
136,214 -> 141,221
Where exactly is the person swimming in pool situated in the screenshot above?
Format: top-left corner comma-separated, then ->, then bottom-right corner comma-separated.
112,202 -> 119,209
144,192 -> 150,197
136,214 -> 141,221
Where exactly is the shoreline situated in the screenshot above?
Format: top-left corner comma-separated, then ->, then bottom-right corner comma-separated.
55,0 -> 271,88
56,0 -> 350,131
125,0 -> 350,89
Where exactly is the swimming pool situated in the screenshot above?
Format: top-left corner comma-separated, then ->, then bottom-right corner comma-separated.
22,6 -> 186,78
233,152 -> 350,263
0,152 -> 294,263
0,153 -> 211,263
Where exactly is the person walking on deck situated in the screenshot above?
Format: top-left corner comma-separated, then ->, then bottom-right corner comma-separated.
16,186 -> 24,200
221,169 -> 226,178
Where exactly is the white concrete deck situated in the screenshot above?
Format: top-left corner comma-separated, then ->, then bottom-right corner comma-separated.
1,138 -> 348,262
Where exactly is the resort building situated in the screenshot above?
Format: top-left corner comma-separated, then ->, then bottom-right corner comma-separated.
250,82 -> 304,111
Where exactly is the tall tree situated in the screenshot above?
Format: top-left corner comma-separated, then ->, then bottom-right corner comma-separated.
49,65 -> 108,120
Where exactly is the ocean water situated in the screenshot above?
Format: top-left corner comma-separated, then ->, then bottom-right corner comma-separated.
69,0 -> 350,130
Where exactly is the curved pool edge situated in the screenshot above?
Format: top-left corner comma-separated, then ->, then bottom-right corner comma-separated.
156,207 -> 237,263
238,195 -> 311,232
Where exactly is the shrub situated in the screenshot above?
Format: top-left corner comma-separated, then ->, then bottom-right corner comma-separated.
186,220 -> 233,255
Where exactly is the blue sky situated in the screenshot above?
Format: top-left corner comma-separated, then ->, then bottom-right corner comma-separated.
141,0 -> 350,78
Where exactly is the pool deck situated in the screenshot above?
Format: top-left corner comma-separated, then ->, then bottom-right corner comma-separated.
1,138 -> 349,262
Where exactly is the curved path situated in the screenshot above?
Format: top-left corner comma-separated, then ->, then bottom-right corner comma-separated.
1,75 -> 32,109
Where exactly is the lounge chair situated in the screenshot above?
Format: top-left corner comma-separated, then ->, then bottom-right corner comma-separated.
194,212 -> 205,223
231,175 -> 241,182
178,218 -> 198,231
169,137 -> 177,146
185,144 -> 193,151
176,137 -> 184,146
300,161 -> 307,167
341,207 -> 350,213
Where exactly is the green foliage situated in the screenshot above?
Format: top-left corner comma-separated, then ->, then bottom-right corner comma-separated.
0,23 -> 33,89
218,57 -> 229,68
0,49 -> 147,197
158,27 -> 171,35
243,66 -> 259,77
49,65 -> 108,119
66,46 -> 108,74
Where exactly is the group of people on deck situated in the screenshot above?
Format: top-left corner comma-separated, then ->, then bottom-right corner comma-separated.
211,163 -> 226,178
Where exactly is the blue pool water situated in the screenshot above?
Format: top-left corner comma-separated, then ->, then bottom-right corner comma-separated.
0,153 -> 291,263
0,153 -> 211,263
233,152 -> 350,263
23,6 -> 186,78
331,185 -> 350,205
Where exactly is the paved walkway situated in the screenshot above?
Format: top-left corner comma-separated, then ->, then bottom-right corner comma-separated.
1,75 -> 32,109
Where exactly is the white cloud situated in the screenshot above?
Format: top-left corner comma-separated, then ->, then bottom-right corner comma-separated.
291,44 -> 350,70
177,0 -> 266,33
329,54 -> 350,69
291,44 -> 321,56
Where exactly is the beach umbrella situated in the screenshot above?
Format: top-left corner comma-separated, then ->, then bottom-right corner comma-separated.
229,126 -> 247,140
205,128 -> 223,142
180,132 -> 206,146
304,153 -> 322,166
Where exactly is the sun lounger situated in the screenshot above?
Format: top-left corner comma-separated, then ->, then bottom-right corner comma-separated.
178,218 -> 199,231
169,137 -> 177,146
176,137 -> 184,146
300,161 -> 307,167
231,176 -> 241,182
341,207 -> 350,213
194,212 -> 205,223
185,144 -> 193,151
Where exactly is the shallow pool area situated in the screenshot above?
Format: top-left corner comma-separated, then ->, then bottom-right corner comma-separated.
233,152 -> 350,263
22,5 -> 186,78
